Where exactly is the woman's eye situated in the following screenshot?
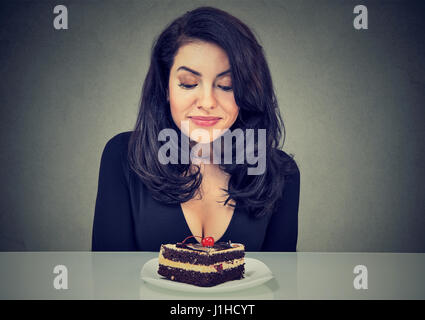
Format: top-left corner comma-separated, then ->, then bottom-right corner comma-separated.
218,85 -> 233,92
178,83 -> 197,89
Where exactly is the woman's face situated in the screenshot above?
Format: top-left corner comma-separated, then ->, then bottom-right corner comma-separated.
168,41 -> 239,143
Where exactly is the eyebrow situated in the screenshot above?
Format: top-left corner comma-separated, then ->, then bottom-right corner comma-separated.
176,66 -> 231,78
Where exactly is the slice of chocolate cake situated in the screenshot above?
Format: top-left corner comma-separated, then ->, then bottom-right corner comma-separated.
157,240 -> 245,287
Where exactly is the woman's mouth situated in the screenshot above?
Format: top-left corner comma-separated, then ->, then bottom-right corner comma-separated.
189,116 -> 221,127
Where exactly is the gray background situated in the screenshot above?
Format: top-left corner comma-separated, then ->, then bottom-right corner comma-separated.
1,0 -> 424,251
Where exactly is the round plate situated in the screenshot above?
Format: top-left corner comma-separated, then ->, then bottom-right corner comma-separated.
140,257 -> 273,293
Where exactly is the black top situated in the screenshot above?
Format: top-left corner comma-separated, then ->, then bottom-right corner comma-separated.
92,132 -> 300,252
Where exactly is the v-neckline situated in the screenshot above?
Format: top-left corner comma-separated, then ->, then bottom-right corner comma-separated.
178,201 -> 238,244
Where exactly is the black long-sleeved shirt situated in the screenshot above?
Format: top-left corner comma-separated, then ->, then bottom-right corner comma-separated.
92,132 -> 300,252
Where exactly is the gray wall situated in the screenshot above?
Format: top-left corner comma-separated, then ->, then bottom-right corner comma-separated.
1,0 -> 424,251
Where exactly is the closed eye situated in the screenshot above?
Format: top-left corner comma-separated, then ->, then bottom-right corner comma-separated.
218,85 -> 233,92
178,83 -> 197,89
178,83 -> 233,91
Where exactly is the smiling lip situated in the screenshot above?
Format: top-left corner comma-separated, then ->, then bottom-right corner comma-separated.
189,116 -> 221,127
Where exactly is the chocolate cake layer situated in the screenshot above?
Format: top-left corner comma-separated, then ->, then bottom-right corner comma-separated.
158,264 -> 245,287
161,245 -> 244,265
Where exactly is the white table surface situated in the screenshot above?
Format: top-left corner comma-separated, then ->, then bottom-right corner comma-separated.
1,252 -> 424,299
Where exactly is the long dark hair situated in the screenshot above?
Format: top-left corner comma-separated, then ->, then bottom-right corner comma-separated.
128,6 -> 297,218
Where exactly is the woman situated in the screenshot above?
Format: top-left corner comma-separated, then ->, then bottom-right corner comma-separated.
92,6 -> 300,251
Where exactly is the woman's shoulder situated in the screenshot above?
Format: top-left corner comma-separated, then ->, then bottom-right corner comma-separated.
98,132 -> 134,184
105,131 -> 132,148
100,131 -> 133,170
102,131 -> 132,157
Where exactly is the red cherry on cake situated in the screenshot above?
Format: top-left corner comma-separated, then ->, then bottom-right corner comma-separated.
202,236 -> 214,247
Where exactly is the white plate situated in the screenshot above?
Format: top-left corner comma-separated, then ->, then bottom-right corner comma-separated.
140,257 -> 273,293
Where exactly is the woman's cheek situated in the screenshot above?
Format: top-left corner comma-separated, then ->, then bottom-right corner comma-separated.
170,101 -> 192,137
222,99 -> 239,123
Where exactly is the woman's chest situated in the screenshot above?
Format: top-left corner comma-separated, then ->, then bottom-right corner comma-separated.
180,193 -> 235,242
130,166 -> 270,251
133,185 -> 270,251
179,168 -> 235,241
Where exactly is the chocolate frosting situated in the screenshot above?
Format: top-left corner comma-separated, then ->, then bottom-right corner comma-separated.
176,240 -> 237,252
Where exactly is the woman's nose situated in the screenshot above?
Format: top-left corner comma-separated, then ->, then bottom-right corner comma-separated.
197,86 -> 217,110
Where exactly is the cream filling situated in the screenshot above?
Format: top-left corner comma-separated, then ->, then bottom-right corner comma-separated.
158,252 -> 244,273
161,243 -> 245,256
